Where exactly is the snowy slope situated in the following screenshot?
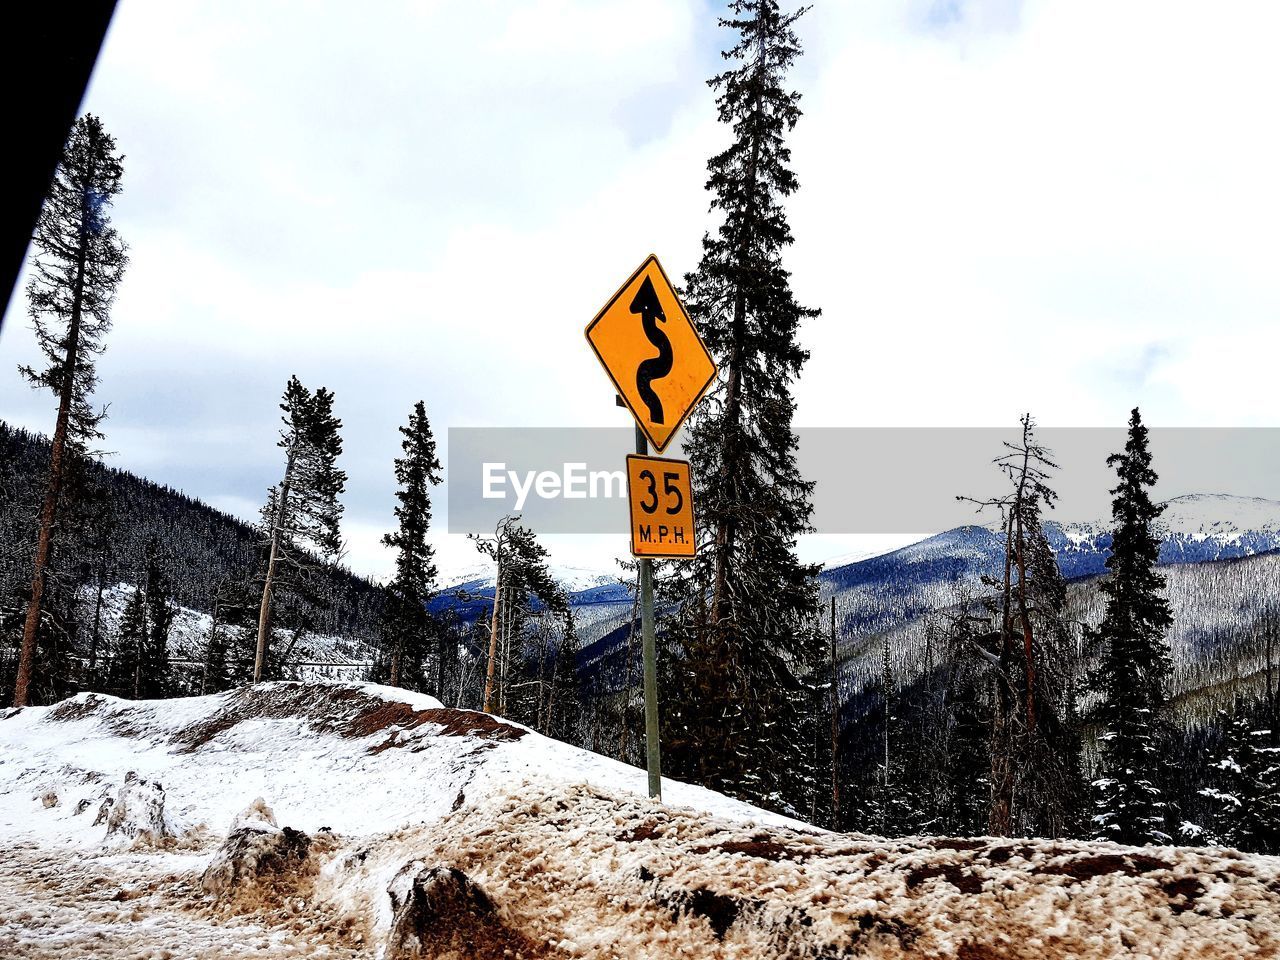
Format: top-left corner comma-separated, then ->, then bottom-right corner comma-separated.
1064,493 -> 1280,547
2,681 -> 1278,958
1048,493 -> 1280,576
94,583 -> 373,676
438,563 -> 619,596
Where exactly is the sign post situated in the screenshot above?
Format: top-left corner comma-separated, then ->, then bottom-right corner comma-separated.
587,254 -> 717,801
632,426 -> 662,801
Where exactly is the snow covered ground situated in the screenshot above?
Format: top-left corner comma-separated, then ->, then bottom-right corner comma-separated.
92,583 -> 373,676
1,681 -> 1278,958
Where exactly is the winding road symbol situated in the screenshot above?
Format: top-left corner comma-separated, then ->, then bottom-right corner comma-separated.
584,254 -> 717,453
630,276 -> 673,424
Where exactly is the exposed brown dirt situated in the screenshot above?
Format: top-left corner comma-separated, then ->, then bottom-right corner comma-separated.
925,837 -> 989,852
386,865 -> 552,960
163,683 -> 526,755
692,837 -> 817,862
0,841 -> 370,959
905,861 -> 985,894
1034,851 -> 1169,882
45,695 -> 107,722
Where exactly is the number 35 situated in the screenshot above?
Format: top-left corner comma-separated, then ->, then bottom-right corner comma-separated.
637,469 -> 683,515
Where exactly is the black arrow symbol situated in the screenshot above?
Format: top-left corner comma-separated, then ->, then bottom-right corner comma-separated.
630,276 -> 673,424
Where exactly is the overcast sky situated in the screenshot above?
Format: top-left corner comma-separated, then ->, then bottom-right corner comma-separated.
3,0 -> 1280,583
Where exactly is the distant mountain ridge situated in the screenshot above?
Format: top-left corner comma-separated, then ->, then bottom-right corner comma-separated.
1049,493 -> 1280,577
462,493 -> 1280,694
437,494 -> 1280,625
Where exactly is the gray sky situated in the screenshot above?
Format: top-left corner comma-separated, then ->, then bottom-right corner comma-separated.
3,0 -> 1280,582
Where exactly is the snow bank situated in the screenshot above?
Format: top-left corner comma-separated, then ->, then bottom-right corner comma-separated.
2,681 -> 1278,958
320,779 -> 1280,959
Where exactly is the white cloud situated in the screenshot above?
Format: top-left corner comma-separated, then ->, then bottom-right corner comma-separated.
4,0 -> 1280,582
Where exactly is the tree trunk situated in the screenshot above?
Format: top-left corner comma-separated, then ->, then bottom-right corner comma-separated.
989,511 -> 1017,836
830,596 -> 840,827
1013,437 -> 1037,733
13,161 -> 94,708
390,622 -> 404,688
254,448 -> 295,684
202,598 -> 221,696
481,563 -> 503,713
988,688 -> 1014,835
709,31 -> 767,632
88,557 -> 106,688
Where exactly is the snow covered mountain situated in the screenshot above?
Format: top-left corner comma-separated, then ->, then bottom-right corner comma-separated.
438,563 -> 621,596
2,680 -> 1276,957
430,563 -> 635,656
442,495 -> 1280,644
567,495 -> 1280,707
1050,493 -> 1280,577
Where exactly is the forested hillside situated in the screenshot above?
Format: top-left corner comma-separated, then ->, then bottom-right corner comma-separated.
0,421 -> 388,692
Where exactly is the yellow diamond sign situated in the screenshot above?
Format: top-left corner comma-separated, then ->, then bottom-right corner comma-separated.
585,254 -> 717,453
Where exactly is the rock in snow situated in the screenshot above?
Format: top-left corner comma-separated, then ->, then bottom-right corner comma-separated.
0,681 -> 1277,959
201,799 -> 313,897
386,864 -> 543,960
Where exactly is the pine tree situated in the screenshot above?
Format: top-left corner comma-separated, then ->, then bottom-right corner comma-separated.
253,377 -> 346,681
544,614 -> 584,743
941,623 -> 995,836
471,517 -> 566,717
203,614 -> 230,695
1202,702 -> 1280,854
111,583 -> 147,699
138,550 -> 174,698
12,115 -> 127,707
962,416 -> 1083,838
664,0 -> 821,814
381,401 -> 443,690
1091,408 -> 1175,845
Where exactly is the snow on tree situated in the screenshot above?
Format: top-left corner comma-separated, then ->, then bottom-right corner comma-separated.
12,115 -> 127,707
380,401 -> 443,691
662,0 -> 823,815
1091,408 -> 1176,845
471,517 -> 571,721
108,582 -> 147,699
253,377 -> 347,682
1201,701 -> 1280,854
960,415 -> 1084,838
139,548 -> 175,698
103,545 -> 176,699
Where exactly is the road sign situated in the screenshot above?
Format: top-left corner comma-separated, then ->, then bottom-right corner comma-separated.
585,255 -> 717,453
626,454 -> 696,558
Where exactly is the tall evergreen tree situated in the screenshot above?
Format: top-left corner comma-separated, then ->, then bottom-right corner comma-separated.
254,377 -> 346,681
380,401 -> 443,690
1201,701 -> 1280,854
940,603 -> 996,837
664,0 -> 821,814
1091,408 -> 1175,845
544,614 -> 584,744
110,582 -> 148,699
962,416 -> 1083,838
13,115 -> 127,707
471,517 -> 566,717
139,549 -> 174,699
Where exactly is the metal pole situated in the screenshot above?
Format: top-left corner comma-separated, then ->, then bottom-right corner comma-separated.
636,423 -> 662,800
830,595 -> 839,826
